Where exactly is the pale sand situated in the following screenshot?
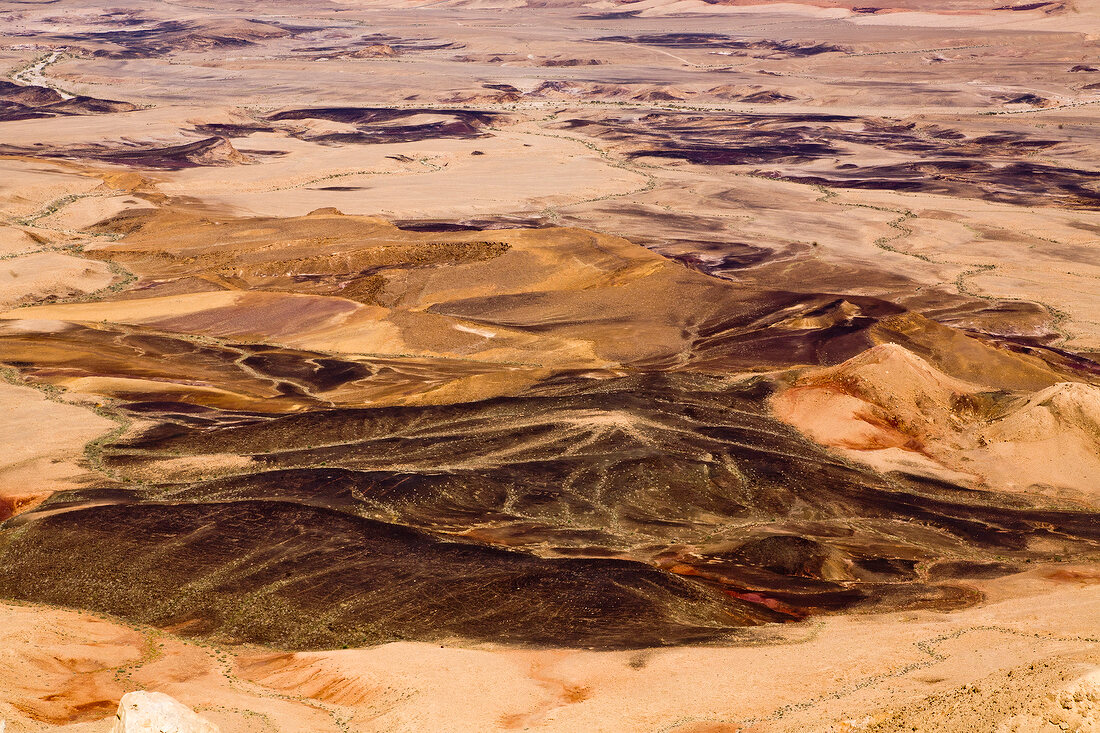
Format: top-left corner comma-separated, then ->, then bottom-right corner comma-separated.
0,568 -> 1096,732
0,227 -> 47,258
0,381 -> 114,516
0,252 -> 115,308
161,130 -> 648,220
0,1 -> 1097,728
0,161 -> 101,221
37,194 -> 151,233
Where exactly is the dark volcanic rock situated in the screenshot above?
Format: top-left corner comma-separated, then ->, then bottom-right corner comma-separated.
596,33 -> 846,56
0,500 -> 756,648
2,373 -> 1096,648
0,81 -> 136,121
0,136 -> 251,169
266,107 -> 499,144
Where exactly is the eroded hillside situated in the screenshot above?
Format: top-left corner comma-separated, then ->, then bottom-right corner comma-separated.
0,0 -> 1098,729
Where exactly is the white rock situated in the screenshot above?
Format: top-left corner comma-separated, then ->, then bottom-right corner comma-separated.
109,691 -> 219,733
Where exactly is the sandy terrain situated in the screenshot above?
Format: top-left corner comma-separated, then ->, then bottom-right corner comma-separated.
0,0 -> 1097,729
0,252 -> 115,307
773,343 -> 1100,504
0,568 -> 1096,732
0,381 -> 114,518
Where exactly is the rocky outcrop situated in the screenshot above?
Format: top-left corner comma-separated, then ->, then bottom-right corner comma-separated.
998,667 -> 1100,732
110,691 -> 219,733
350,43 -> 398,58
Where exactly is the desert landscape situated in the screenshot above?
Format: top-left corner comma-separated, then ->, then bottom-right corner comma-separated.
0,0 -> 1098,729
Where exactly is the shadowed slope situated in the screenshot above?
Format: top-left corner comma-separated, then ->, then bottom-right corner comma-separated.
1,200 -> 1097,652
3,372 -> 1097,649
0,500 -> 757,649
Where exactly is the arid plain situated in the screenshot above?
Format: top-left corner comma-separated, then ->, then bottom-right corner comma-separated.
0,0 -> 1098,729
